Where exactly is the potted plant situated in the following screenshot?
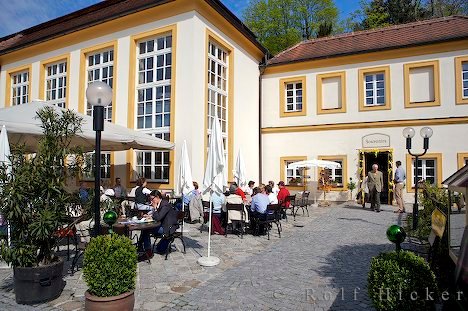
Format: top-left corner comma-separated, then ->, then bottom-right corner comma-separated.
0,107 -> 84,304
83,234 -> 137,311
347,177 -> 356,201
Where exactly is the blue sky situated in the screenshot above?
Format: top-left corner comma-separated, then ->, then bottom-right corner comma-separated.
0,0 -> 359,38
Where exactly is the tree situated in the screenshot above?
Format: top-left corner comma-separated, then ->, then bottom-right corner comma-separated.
427,0 -> 468,16
243,0 -> 338,55
316,21 -> 333,37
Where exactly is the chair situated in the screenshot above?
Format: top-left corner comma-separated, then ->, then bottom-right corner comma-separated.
152,211 -> 186,260
294,191 -> 310,218
224,203 -> 247,238
279,194 -> 296,221
253,204 -> 281,240
54,217 -> 80,261
70,217 -> 92,275
200,200 -> 210,232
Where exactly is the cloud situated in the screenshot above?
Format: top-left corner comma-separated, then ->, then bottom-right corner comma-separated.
0,0 -> 101,38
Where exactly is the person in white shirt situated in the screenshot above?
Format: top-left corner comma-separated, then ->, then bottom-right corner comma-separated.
265,184 -> 278,204
268,181 -> 279,195
244,181 -> 255,196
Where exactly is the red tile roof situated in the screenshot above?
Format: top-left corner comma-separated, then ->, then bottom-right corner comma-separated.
0,0 -> 265,56
268,16 -> 468,66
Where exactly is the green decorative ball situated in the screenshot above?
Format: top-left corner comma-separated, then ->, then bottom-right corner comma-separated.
103,210 -> 118,226
386,225 -> 406,244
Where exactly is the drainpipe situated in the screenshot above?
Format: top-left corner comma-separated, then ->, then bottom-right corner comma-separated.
258,57 -> 267,183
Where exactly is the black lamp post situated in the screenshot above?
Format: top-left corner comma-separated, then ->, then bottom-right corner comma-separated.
86,81 -> 112,237
403,126 -> 433,230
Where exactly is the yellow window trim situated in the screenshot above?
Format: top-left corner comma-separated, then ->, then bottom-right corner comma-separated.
318,155 -> 348,191
5,64 -> 32,107
455,55 -> 468,105
280,156 -> 307,189
316,71 -> 346,114
204,28 -> 234,182
358,66 -> 391,111
39,53 -> 71,108
457,152 -> 468,169
405,153 -> 443,193
76,152 -> 115,186
126,24 -> 177,190
404,60 -> 440,108
279,76 -> 307,117
78,40 -> 118,121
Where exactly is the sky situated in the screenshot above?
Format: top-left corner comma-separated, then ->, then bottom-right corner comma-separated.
0,0 -> 360,38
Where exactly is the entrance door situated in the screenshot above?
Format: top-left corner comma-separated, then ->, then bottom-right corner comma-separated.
364,151 -> 392,204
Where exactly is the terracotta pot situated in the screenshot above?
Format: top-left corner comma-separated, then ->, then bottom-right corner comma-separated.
14,257 -> 65,304
85,290 -> 134,311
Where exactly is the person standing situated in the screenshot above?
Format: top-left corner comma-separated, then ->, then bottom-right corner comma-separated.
113,177 -> 127,199
367,164 -> 384,212
393,161 -> 406,213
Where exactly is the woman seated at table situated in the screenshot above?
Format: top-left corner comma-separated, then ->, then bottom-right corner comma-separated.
135,177 -> 152,211
265,185 -> 278,204
250,186 -> 270,235
139,190 -> 178,259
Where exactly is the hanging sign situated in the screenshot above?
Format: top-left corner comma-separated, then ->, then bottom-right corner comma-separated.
362,133 -> 390,148
431,208 -> 447,238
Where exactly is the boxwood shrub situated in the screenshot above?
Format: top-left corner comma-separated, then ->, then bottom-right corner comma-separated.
368,251 -> 438,311
83,234 -> 137,297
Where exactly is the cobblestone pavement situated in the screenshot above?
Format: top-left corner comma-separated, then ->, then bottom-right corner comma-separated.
0,203 -> 401,310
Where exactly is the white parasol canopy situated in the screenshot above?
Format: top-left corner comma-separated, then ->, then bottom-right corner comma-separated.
175,140 -> 194,196
199,115 -> 226,267
0,125 -> 12,247
233,148 -> 247,189
0,101 -> 174,152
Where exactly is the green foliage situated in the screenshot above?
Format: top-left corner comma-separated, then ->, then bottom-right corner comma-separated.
0,107 -> 84,267
243,0 -> 338,55
368,250 -> 438,310
347,177 -> 357,192
83,234 -> 137,297
405,182 -> 448,240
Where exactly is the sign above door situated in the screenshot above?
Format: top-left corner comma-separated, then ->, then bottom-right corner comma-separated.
362,133 -> 390,148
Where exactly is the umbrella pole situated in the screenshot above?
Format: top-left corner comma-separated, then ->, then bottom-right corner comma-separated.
197,189 -> 220,267
207,191 -> 213,258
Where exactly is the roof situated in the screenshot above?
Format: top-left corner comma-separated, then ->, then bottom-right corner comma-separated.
268,16 -> 468,66
443,165 -> 468,188
0,0 -> 266,56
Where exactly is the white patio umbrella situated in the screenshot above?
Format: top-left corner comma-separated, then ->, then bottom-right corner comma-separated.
287,159 -> 342,206
0,101 -> 174,152
233,148 -> 247,190
199,115 -> 226,267
175,140 -> 194,232
0,125 -> 12,247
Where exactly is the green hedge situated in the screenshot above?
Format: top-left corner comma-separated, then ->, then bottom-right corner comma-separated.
83,234 -> 137,297
368,251 -> 438,311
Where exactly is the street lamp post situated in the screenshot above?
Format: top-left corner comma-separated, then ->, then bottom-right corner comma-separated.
86,81 -> 112,237
403,126 -> 433,230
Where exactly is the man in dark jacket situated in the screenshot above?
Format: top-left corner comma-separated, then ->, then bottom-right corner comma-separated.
139,190 -> 178,259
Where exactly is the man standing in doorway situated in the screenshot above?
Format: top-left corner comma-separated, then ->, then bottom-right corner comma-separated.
368,164 -> 383,212
393,161 -> 406,213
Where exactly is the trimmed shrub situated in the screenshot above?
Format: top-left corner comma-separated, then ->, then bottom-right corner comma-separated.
83,234 -> 137,297
368,251 -> 438,311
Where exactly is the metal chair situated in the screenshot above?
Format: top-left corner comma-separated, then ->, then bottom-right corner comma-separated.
225,203 -> 247,238
294,191 -> 310,218
200,200 -> 210,232
152,211 -> 186,260
253,204 -> 281,240
279,194 -> 296,221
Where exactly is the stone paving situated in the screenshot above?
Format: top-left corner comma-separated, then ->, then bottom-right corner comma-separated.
0,202 -> 403,310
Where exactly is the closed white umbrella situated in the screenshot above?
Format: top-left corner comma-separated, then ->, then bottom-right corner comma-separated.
233,148 -> 247,190
0,125 -> 12,247
199,115 -> 226,267
287,159 -> 342,206
176,140 -> 194,232
0,101 -> 174,152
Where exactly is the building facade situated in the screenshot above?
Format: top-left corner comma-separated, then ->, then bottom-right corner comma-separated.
0,0 -> 265,190
0,1 -> 467,204
261,16 -> 468,203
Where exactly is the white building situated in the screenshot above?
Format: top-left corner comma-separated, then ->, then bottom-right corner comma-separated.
0,1 -> 467,203
261,16 -> 468,203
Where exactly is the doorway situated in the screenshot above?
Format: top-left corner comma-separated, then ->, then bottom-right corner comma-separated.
363,150 -> 393,204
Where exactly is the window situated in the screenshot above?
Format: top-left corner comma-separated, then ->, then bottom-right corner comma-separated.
457,153 -> 468,169
406,153 -> 442,192
318,155 -> 347,189
279,76 -> 307,117
134,34 -> 172,183
45,61 -> 67,108
280,156 -> 306,187
10,71 -> 29,106
317,71 -> 346,114
404,60 -> 440,108
83,152 -> 111,180
358,66 -> 391,111
86,49 -> 114,121
207,40 -> 229,174
455,56 -> 468,105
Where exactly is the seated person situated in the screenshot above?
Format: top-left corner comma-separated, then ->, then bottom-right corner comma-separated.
183,181 -> 201,205
134,177 -> 152,211
113,177 -> 127,199
244,181 -> 255,196
225,184 -> 249,224
203,191 -> 225,235
188,182 -> 204,222
139,190 -> 179,259
250,186 -> 270,234
276,181 -> 291,219
265,185 -> 278,204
